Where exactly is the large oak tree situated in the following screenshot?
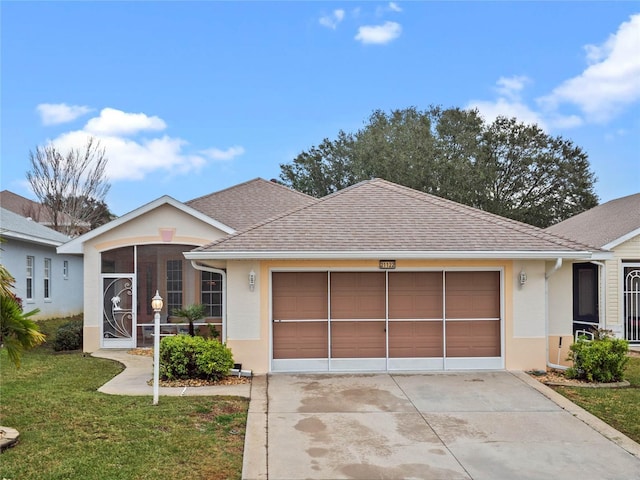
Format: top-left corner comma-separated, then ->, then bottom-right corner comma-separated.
280,107 -> 598,227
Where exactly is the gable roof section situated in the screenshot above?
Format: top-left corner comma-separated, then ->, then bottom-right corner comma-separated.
546,192 -> 640,250
186,178 -> 603,260
1,207 -> 71,247
57,195 -> 235,254
186,178 -> 316,231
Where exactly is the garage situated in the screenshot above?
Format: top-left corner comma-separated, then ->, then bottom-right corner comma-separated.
271,270 -> 502,372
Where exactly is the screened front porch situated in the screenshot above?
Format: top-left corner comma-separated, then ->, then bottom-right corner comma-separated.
101,244 -> 224,349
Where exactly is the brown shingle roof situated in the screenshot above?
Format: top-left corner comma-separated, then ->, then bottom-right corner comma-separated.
185,178 -> 316,231
189,178 -> 598,258
546,192 -> 640,248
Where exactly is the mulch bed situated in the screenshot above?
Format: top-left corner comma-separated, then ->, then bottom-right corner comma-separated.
128,348 -> 251,387
528,367 -> 630,388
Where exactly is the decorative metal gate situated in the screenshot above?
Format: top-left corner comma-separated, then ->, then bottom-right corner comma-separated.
624,265 -> 640,343
102,275 -> 136,348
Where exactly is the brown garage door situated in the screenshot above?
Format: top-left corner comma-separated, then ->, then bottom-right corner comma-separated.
388,272 -> 443,358
330,272 -> 386,358
445,271 -> 501,357
272,270 -> 502,370
272,272 -> 328,359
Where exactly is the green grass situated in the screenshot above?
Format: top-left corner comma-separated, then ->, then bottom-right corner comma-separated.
553,356 -> 640,444
0,318 -> 248,480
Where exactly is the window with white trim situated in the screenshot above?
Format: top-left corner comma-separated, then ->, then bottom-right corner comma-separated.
201,271 -> 222,317
63,260 -> 69,279
166,260 -> 183,316
44,258 -> 51,299
26,256 -> 34,300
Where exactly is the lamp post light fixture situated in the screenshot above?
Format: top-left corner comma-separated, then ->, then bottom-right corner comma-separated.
152,290 -> 163,405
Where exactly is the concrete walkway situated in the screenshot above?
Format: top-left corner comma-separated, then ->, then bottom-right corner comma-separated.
91,349 -> 251,397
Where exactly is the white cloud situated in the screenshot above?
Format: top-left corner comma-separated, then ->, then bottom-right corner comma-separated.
468,97 -> 549,130
538,13 -> 640,123
376,2 -> 402,16
84,108 -> 167,136
319,9 -> 345,30
469,75 -> 585,130
36,103 -> 93,125
495,75 -> 530,100
355,21 -> 402,45
44,107 -> 244,182
201,146 -> 245,161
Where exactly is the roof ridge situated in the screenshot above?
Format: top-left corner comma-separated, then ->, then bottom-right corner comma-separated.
370,179 -> 600,252
194,190 -> 325,251
186,177 -> 315,204
194,180 -> 381,251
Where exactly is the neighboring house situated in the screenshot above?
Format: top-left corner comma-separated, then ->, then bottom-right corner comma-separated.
546,193 -> 640,345
1,207 -> 83,319
0,190 -> 90,236
59,178 -> 608,374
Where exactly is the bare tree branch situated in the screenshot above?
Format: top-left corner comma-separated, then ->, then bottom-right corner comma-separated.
26,137 -> 112,236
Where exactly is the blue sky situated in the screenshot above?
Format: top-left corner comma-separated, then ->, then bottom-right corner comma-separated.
2,1 -> 639,216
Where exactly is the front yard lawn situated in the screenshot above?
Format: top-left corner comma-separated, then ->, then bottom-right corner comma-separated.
552,355 -> 640,444
0,319 -> 248,480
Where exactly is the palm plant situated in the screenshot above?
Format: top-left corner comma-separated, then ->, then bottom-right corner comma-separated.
172,304 -> 207,337
0,244 -> 45,367
1,294 -> 44,368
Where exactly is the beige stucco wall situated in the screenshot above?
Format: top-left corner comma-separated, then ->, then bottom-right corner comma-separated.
604,234 -> 640,336
224,260 -> 265,370
82,203 -> 229,352
508,260 -> 547,370
546,261 -> 574,367
223,258 -> 553,374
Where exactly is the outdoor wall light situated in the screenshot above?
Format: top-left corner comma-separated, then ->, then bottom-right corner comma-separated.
519,270 -> 528,286
249,270 -> 256,291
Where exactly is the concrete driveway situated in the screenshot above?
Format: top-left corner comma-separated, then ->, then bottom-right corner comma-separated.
244,371 -> 640,480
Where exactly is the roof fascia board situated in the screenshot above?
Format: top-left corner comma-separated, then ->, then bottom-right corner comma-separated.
184,250 -> 601,261
57,195 -> 236,254
2,231 -> 64,247
602,227 -> 640,250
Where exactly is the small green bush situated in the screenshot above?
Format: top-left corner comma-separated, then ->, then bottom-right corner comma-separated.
566,330 -> 629,382
53,319 -> 83,351
159,334 -> 233,381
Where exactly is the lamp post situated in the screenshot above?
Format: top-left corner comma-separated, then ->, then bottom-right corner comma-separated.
151,290 -> 163,405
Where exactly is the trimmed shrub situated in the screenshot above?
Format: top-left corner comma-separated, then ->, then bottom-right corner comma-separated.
53,319 -> 83,351
566,330 -> 629,382
159,334 -> 233,381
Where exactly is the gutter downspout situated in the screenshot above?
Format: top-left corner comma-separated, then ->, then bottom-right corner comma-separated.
590,261 -> 606,331
545,258 -> 567,370
190,261 -> 227,343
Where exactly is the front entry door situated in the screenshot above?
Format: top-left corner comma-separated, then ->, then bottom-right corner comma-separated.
102,275 -> 136,348
573,263 -> 599,336
624,264 -> 640,343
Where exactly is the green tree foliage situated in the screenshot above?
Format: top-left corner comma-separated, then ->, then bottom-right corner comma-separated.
280,107 -> 598,227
